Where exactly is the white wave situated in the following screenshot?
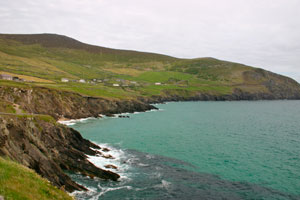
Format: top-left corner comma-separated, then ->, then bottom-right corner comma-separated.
145,109 -> 159,112
93,185 -> 133,199
58,108 -> 162,125
161,180 -> 171,189
154,180 -> 172,191
146,154 -> 155,159
58,117 -> 95,126
121,112 -> 130,115
137,163 -> 149,167
72,184 -> 132,200
87,143 -> 133,180
70,185 -> 98,198
151,172 -> 162,178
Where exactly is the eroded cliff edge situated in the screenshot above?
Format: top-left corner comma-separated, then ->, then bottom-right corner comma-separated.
0,86 -> 157,120
1,73 -> 300,194
0,86 -> 157,193
0,115 -> 120,192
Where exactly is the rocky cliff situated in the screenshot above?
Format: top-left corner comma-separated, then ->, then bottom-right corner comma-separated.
0,77 -> 300,193
0,85 -> 157,193
0,115 -> 119,192
0,86 -> 156,120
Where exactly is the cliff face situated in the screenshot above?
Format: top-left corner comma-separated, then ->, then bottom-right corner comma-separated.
0,86 -> 156,120
0,77 -> 299,193
0,115 -> 119,192
0,85 -> 157,192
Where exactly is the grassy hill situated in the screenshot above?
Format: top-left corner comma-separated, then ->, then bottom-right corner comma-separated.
0,157 -> 72,200
0,33 -> 299,99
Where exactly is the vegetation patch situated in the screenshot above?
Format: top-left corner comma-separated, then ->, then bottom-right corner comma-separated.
0,157 -> 72,200
0,34 -> 298,100
0,101 -> 16,113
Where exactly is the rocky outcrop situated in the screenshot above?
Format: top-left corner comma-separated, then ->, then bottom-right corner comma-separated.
0,115 -> 119,192
0,72 -> 299,194
0,86 -> 157,120
0,86 -> 157,193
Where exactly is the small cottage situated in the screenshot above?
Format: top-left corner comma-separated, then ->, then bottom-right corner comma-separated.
61,78 -> 69,82
0,74 -> 13,80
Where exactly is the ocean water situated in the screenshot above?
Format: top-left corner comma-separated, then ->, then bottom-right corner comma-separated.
69,101 -> 300,200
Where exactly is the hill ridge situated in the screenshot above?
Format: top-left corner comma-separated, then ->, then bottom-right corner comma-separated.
0,33 -> 299,100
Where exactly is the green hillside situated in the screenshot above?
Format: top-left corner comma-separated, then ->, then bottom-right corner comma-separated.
0,157 -> 72,200
0,33 -> 299,99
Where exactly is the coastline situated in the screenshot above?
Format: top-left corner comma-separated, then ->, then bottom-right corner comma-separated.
57,108 -> 161,125
1,84 -> 300,198
68,101 -> 300,199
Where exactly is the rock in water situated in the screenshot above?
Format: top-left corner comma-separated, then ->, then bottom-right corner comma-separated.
104,164 -> 118,170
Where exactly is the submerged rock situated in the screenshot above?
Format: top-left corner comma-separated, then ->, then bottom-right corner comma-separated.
104,164 -> 118,170
118,115 -> 130,118
102,154 -> 115,159
102,147 -> 110,152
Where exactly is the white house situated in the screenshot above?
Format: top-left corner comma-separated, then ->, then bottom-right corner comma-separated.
79,79 -> 86,83
155,82 -> 161,85
61,78 -> 69,82
0,74 -> 13,80
113,83 -> 119,87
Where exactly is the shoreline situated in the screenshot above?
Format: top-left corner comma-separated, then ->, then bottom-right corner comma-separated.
2,83 -> 300,197
57,108 -> 162,125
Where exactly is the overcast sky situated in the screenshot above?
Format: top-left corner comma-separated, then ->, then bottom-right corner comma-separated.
1,0 -> 300,82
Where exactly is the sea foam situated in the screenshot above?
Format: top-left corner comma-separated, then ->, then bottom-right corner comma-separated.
58,117 -> 95,126
87,143 -> 133,181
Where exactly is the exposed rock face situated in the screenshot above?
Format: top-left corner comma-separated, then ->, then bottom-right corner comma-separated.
0,86 -> 157,193
0,86 -> 157,120
0,115 -> 119,192
0,71 -> 299,193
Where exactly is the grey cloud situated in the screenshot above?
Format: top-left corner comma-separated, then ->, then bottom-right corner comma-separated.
0,0 -> 299,81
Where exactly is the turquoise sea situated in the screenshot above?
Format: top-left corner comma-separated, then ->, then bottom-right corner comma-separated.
70,101 -> 300,200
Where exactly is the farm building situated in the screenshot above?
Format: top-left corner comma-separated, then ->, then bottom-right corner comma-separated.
61,78 -> 69,82
0,74 -> 13,80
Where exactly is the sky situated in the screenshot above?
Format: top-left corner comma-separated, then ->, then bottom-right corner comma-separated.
1,0 -> 300,82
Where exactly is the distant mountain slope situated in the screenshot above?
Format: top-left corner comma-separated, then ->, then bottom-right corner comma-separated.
0,33 -> 299,100
0,33 -> 175,59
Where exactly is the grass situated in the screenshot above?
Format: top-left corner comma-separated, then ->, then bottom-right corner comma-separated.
133,71 -> 195,83
0,101 -> 16,113
0,157 -> 73,200
103,68 -> 144,76
0,80 -> 30,88
0,34 -> 286,99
